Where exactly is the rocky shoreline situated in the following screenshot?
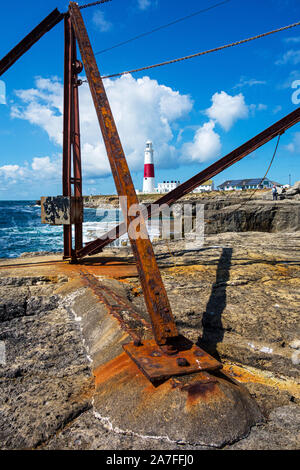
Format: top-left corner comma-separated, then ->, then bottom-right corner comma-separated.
83,186 -> 300,235
1,183 -> 300,450
0,231 -> 299,450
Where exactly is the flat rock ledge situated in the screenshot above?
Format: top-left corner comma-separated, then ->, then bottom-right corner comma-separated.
0,232 -> 299,450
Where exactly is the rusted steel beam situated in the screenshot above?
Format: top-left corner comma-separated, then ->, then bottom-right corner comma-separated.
72,31 -> 83,252
76,106 -> 300,258
62,15 -> 73,259
79,268 -> 151,345
80,268 -> 222,382
0,9 -> 64,77
69,2 -> 178,346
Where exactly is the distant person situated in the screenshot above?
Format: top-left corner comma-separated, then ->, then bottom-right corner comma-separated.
272,185 -> 278,201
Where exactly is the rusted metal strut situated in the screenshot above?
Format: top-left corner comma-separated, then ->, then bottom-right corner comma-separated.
63,15 -> 73,259
62,15 -> 83,259
68,3 -> 222,381
0,9 -> 64,77
76,106 -> 300,259
69,2 -> 178,347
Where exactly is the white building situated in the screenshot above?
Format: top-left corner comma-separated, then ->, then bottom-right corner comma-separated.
193,180 -> 214,193
156,181 -> 181,194
217,178 -> 283,191
155,179 -> 214,194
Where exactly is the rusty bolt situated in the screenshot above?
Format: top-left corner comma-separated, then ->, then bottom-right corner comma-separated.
161,344 -> 178,356
177,358 -> 190,367
194,350 -> 205,357
73,59 -> 83,74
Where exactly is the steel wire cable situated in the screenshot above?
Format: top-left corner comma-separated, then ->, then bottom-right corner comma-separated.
94,0 -> 231,55
79,0 -> 112,10
101,20 -> 300,79
228,133 -> 282,211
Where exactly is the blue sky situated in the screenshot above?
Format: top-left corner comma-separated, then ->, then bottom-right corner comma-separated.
0,0 -> 300,200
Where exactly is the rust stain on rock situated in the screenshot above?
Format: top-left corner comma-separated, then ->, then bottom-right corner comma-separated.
223,363 -> 300,398
82,262 -> 138,279
93,352 -> 144,388
70,377 -> 95,402
181,381 -> 217,404
167,264 -> 217,278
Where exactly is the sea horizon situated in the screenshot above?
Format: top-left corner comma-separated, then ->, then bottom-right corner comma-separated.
0,200 -> 160,259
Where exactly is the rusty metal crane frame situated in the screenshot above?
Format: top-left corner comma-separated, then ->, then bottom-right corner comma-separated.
69,4 -> 179,348
68,2 -> 223,381
1,2 -> 300,382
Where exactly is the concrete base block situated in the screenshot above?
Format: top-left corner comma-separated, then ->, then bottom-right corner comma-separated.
93,353 -> 264,448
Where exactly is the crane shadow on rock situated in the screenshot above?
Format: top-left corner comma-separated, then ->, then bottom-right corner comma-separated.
198,247 -> 233,362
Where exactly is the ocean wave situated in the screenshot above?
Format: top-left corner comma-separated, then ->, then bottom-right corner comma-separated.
0,201 -> 161,258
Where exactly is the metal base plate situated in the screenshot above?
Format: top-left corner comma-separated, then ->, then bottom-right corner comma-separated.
123,337 -> 222,383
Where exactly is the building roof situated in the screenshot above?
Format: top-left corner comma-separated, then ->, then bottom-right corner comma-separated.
199,180 -> 213,185
218,178 -> 282,188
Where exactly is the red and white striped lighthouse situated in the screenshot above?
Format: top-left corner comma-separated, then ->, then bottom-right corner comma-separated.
143,141 -> 155,193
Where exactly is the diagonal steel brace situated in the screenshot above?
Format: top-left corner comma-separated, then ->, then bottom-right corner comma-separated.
0,9 -> 64,77
75,106 -> 300,259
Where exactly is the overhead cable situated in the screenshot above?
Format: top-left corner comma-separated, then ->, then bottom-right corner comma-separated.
233,134 -> 282,210
101,20 -> 300,79
94,0 -> 231,55
79,0 -> 112,10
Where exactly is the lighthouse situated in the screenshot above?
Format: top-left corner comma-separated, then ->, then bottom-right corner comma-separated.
143,141 -> 155,193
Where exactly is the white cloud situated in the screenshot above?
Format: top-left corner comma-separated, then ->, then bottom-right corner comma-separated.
104,75 -> 192,169
284,37 -> 300,43
276,49 -> 300,65
206,91 -> 249,131
8,79 -> 252,188
11,77 -> 63,146
249,103 -> 268,114
11,75 -> 193,178
0,164 -> 30,188
0,165 -> 22,180
257,103 -> 267,111
181,91 -> 250,163
273,105 -> 282,114
285,132 -> 300,153
93,11 -> 112,32
0,156 -> 61,188
31,156 -> 59,176
181,121 -> 221,163
233,77 -> 267,89
277,70 -> 300,89
138,0 -> 151,10
0,80 -> 6,105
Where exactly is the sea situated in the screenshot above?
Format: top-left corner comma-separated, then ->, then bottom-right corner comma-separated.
0,201 -> 161,259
